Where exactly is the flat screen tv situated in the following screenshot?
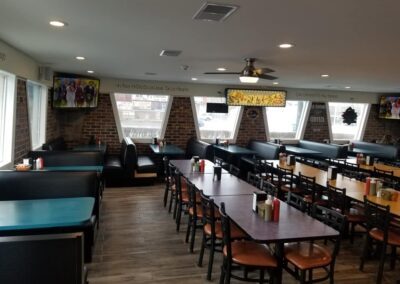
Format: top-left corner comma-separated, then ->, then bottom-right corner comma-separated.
225,88 -> 286,107
52,74 -> 100,108
378,95 -> 400,119
206,103 -> 229,113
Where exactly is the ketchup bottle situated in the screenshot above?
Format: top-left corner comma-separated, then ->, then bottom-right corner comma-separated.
365,177 -> 371,196
200,159 -> 205,172
273,198 -> 280,222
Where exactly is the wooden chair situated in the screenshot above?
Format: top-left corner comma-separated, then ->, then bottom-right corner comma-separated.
246,172 -> 261,188
229,164 -> 241,177
162,157 -> 174,208
284,204 -> 347,284
326,183 -> 366,244
197,192 -> 247,280
373,167 -> 395,187
359,197 -> 400,284
185,181 -> 203,253
276,166 -> 300,199
259,179 -> 278,197
174,169 -> 189,231
286,192 -> 307,212
298,172 -> 326,213
219,202 -> 277,284
167,163 -> 177,213
259,161 -> 275,183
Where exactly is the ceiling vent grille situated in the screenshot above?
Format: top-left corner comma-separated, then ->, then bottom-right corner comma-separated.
160,50 -> 182,57
193,2 -> 239,22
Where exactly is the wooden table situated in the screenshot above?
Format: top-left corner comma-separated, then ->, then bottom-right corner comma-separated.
149,144 -> 185,156
213,145 -> 256,164
285,145 -> 322,157
213,195 -> 338,284
346,158 -> 400,178
170,159 -> 229,175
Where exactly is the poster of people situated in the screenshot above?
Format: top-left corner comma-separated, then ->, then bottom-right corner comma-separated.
379,96 -> 400,119
53,77 -> 100,108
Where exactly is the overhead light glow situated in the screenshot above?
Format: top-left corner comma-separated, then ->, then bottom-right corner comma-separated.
345,86 -> 351,89
273,82 -> 279,85
49,20 -> 66,27
239,76 -> 259,83
75,56 -> 85,60
217,67 -> 226,71
279,43 -> 293,49
321,74 -> 329,78
191,77 -> 198,81
87,70 -> 94,74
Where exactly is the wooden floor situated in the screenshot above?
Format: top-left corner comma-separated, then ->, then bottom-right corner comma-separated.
88,184 -> 399,284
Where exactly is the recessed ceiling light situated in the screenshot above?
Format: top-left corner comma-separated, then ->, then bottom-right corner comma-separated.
279,43 -> 294,49
345,86 -> 351,89
75,56 -> 85,60
273,82 -> 279,85
217,67 -> 227,71
87,70 -> 94,74
49,20 -> 66,27
145,72 -> 157,76
191,77 -> 198,81
321,74 -> 329,78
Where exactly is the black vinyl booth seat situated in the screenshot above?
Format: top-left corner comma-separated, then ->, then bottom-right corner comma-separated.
296,140 -> 348,160
240,140 -> 282,175
351,141 -> 400,161
0,171 -> 99,262
28,150 -> 104,166
185,137 -> 214,161
104,137 -> 157,185
41,136 -> 67,151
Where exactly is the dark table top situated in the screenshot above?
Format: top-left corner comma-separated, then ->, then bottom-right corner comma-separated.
285,145 -> 322,155
36,166 -> 103,172
350,148 -> 379,155
212,195 -> 338,243
213,145 -> 256,155
73,144 -> 107,153
187,173 -> 262,197
170,159 -> 229,175
149,144 -> 185,155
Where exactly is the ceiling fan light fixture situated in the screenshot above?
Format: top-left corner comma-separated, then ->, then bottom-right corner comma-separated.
239,76 -> 259,83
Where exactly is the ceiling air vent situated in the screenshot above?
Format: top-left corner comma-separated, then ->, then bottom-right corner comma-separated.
193,2 -> 239,22
160,50 -> 182,57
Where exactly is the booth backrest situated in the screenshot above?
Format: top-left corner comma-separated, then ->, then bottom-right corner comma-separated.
28,151 -> 104,166
185,137 -> 214,161
122,137 -> 137,174
42,137 -> 67,151
298,140 -> 347,159
352,141 -> 399,160
247,140 -> 281,160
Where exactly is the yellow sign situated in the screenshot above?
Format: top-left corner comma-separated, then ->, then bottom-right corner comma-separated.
226,89 -> 286,107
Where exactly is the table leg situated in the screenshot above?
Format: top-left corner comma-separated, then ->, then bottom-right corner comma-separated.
274,242 -> 284,284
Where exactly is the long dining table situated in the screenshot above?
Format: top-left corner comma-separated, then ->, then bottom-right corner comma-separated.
170,159 -> 229,175
345,158 -> 400,178
172,159 -> 339,284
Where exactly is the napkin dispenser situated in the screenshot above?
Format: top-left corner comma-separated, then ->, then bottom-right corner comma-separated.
213,165 -> 222,181
365,155 -> 373,166
287,155 -> 296,166
327,166 -> 338,180
252,191 -> 267,212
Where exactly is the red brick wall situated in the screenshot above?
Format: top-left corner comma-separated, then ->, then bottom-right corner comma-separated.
236,106 -> 267,146
364,104 -> 399,142
13,79 -> 31,163
46,90 -> 61,142
303,102 -> 330,142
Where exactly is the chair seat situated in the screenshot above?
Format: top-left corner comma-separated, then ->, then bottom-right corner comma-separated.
223,241 -> 277,268
303,195 -> 327,207
284,242 -> 332,270
189,205 -> 203,219
204,221 -> 247,240
369,228 -> 400,246
281,184 -> 301,193
346,213 -> 366,223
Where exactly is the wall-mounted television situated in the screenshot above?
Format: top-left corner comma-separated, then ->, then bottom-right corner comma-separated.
225,88 -> 286,107
206,103 -> 229,113
378,95 -> 400,120
52,74 -> 100,108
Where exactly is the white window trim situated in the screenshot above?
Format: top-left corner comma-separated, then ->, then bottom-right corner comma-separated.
264,100 -> 311,143
27,80 -> 48,150
326,102 -> 370,143
0,71 -> 17,169
190,96 -> 243,144
110,92 -> 173,143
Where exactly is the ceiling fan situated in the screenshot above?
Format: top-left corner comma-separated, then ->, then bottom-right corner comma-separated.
204,58 -> 277,83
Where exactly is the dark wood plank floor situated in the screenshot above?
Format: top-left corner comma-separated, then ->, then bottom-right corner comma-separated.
88,184 -> 399,284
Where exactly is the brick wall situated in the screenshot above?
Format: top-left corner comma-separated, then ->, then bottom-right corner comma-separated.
364,104 -> 399,142
303,102 -> 330,142
13,79 -> 31,163
236,106 -> 267,146
45,90 -> 61,141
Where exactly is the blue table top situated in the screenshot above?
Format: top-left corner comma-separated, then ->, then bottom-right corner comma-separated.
213,145 -> 256,155
285,145 -> 322,155
0,197 -> 94,231
38,166 -> 103,172
73,144 -> 107,153
149,144 -> 185,155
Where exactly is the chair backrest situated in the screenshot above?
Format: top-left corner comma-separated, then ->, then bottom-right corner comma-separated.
219,202 -> 232,260
286,192 -> 306,212
260,161 -> 274,181
363,197 -> 391,240
0,233 -> 84,284
276,165 -> 295,190
341,167 -> 361,180
187,180 -> 198,215
373,167 -> 395,185
214,156 -> 224,166
298,172 -> 317,202
326,183 -> 347,214
260,179 -> 277,197
174,169 -> 184,200
247,172 -> 261,187
229,164 -> 240,177
200,191 -> 217,236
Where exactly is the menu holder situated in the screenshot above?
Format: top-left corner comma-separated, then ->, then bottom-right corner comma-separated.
287,155 -> 296,166
213,165 -> 222,181
252,191 -> 267,212
327,166 -> 338,180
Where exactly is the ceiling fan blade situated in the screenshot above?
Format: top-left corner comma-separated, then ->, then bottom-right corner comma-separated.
256,67 -> 275,74
204,72 -> 241,75
258,74 -> 278,80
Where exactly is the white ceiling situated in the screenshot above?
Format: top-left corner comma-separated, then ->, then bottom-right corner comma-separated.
1,0 -> 400,92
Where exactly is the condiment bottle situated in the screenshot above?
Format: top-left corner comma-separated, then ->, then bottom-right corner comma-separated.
273,198 -> 280,222
264,196 -> 273,221
365,177 -> 371,196
200,159 -> 205,172
190,157 -> 195,171
370,178 -> 377,196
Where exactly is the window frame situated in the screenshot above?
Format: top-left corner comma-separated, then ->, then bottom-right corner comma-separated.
26,80 -> 48,150
326,102 -> 370,143
110,92 -> 173,143
263,100 -> 311,143
190,96 -> 243,143
0,70 -> 17,169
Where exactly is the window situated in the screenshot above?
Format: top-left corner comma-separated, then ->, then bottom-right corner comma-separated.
327,102 -> 370,141
192,97 -> 242,142
111,93 -> 172,142
0,70 -> 16,168
265,100 -> 310,140
27,81 -> 47,150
